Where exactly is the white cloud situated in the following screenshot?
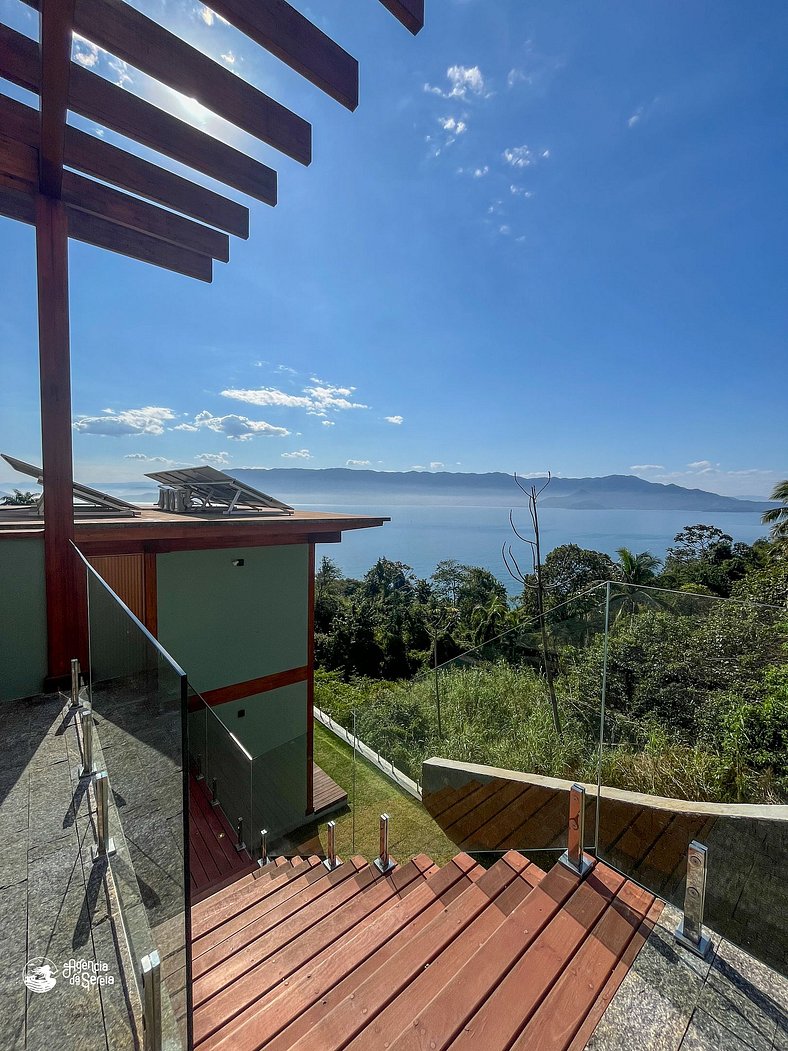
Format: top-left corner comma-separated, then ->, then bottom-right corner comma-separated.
74,406 -> 177,437
630,464 -> 665,472
124,453 -> 174,464
196,451 -> 230,466
430,462 -> 445,470
189,411 -> 289,441
686,460 -> 718,473
439,116 -> 467,135
425,65 -> 488,101
322,420 -> 335,427
220,51 -> 236,66
503,145 -> 550,169
73,35 -> 99,68
384,416 -> 404,425
510,185 -> 534,198
197,4 -> 214,25
222,381 -> 367,417
507,67 -> 530,88
499,225 -> 511,236
457,165 -> 489,178
346,459 -> 372,468
281,449 -> 312,460
627,110 -> 642,128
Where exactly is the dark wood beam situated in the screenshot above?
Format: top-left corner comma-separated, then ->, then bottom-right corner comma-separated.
62,171 -> 230,260
0,185 -> 213,280
207,0 -> 359,111
38,0 -> 75,196
377,0 -> 424,34
67,209 -> 213,280
0,92 -> 250,236
35,194 -> 80,683
69,0 -> 312,165
0,24 -> 278,204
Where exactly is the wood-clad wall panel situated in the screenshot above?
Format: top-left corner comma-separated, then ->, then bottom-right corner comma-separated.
88,553 -> 146,623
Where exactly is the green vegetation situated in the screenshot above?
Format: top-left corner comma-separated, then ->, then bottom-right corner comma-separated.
312,723 -> 457,865
315,514 -> 788,805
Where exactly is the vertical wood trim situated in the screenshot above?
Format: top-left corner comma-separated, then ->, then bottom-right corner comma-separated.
306,541 -> 315,814
36,194 -> 79,682
39,0 -> 75,196
143,549 -> 158,637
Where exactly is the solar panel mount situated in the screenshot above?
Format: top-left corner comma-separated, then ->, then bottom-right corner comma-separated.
145,466 -> 293,516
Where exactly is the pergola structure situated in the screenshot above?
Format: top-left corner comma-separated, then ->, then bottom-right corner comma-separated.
0,0 -> 423,689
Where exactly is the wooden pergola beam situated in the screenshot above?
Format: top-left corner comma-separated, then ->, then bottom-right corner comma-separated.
38,0 -> 74,196
0,92 -> 250,237
0,23 -> 278,204
378,0 -> 425,34
207,0 -> 359,112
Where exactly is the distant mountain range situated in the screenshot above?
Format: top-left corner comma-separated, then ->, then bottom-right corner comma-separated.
231,469 -> 772,513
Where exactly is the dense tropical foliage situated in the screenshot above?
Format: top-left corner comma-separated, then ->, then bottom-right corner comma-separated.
315,519 -> 788,804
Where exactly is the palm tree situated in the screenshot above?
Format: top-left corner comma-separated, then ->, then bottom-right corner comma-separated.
611,548 -> 662,620
762,480 -> 788,551
0,488 -> 38,506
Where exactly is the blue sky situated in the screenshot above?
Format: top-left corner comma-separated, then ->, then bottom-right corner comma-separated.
0,0 -> 786,497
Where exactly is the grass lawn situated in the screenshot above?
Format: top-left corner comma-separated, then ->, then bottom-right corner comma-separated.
311,723 -> 457,867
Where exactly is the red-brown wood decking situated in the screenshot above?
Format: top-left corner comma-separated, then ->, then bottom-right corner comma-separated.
189,775 -> 257,902
189,849 -> 662,1050
312,762 -> 348,816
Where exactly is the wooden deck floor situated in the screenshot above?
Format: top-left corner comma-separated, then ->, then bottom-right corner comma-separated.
189,775 -> 257,902
312,762 -> 348,816
189,850 -> 660,1050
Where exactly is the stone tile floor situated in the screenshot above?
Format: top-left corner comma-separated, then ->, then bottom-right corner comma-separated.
588,901 -> 788,1050
0,691 -> 140,1051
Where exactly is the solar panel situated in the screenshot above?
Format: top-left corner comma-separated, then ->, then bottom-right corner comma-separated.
145,466 -> 293,515
2,453 -> 141,515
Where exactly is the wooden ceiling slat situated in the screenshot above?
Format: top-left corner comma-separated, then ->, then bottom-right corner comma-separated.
377,0 -> 424,34
0,183 -> 213,280
38,0 -> 75,196
0,131 -> 229,258
0,24 -> 278,204
0,91 -> 249,237
70,0 -> 312,165
206,0 -> 359,112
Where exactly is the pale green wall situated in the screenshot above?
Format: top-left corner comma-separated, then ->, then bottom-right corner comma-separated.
214,681 -> 307,756
156,545 -> 308,695
0,538 -> 48,701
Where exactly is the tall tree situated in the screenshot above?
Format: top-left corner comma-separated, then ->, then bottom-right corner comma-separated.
762,480 -> 788,551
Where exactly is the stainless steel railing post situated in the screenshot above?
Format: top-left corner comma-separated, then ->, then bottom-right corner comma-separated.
78,708 -> 95,779
374,813 -> 396,874
235,817 -> 246,852
675,841 -> 713,958
258,828 -> 269,867
91,770 -> 116,861
558,783 -> 593,877
323,820 -> 341,870
141,950 -> 162,1051
210,778 -> 219,807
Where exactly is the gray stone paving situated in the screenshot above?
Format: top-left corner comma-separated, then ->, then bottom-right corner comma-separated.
587,902 -> 788,1050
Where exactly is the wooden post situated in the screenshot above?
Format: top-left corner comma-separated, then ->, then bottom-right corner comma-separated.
36,194 -> 81,688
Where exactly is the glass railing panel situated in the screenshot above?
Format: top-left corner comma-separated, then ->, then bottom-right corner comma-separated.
76,547 -> 189,1048
595,582 -> 788,974
250,732 -> 308,859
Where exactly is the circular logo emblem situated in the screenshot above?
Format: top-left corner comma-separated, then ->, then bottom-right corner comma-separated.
23,958 -> 58,993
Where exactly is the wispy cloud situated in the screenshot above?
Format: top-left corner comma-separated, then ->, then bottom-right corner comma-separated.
74,407 -> 176,437
222,381 -> 368,417
627,108 -> 643,128
457,165 -> 489,178
176,411 -> 289,441
630,464 -> 665,471
503,145 -> 550,169
384,415 -> 404,425
281,449 -> 312,460
322,420 -> 335,427
124,453 -> 176,464
346,459 -> 371,468
509,185 -> 533,198
430,461 -> 445,470
424,65 -> 489,101
196,451 -> 231,466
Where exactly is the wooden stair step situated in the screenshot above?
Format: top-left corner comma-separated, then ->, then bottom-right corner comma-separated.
342,852 -> 546,1050
284,851 -> 541,1051
218,854 -> 485,1051
192,857 -> 321,941
194,855 -> 437,1047
193,859 -> 329,956
193,856 -> 370,999
509,877 -> 656,1050
399,859 -> 608,1051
